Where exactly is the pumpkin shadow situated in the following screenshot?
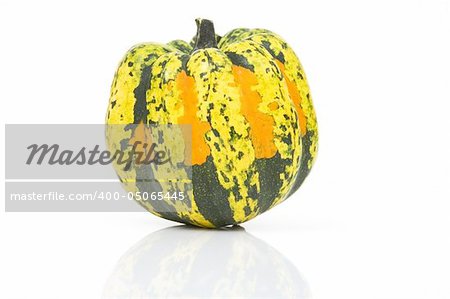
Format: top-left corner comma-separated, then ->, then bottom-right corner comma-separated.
103,225 -> 311,299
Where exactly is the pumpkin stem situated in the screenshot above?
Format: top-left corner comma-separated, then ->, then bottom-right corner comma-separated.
193,18 -> 218,51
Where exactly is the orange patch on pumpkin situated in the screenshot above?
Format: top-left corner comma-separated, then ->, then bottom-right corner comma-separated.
232,65 -> 277,159
268,101 -> 279,111
128,121 -> 153,165
176,70 -> 211,165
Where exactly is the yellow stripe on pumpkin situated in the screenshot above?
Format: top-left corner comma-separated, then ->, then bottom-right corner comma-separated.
187,49 -> 261,223
275,60 -> 307,136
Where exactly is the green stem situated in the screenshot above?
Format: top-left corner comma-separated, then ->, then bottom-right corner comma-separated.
192,18 -> 217,51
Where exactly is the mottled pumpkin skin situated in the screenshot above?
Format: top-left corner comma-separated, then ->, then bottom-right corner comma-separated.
106,22 -> 318,228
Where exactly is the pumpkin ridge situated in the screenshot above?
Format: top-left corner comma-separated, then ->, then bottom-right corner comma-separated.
107,43 -> 170,124
167,39 -> 193,54
188,48 -> 263,223
223,39 -> 302,209
218,28 -> 250,48
244,32 -> 318,197
143,52 -> 215,227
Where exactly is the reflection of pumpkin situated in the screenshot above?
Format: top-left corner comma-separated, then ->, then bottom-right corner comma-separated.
103,226 -> 310,298
106,19 -> 318,228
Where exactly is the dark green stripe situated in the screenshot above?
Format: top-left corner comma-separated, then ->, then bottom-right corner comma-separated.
255,151 -> 292,213
225,51 -> 255,72
286,130 -> 314,198
134,162 -> 183,221
193,156 -> 235,227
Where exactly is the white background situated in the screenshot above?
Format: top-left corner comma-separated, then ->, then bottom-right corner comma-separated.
1,0 -> 450,298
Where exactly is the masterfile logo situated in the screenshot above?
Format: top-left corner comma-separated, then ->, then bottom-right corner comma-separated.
4,124 -> 192,212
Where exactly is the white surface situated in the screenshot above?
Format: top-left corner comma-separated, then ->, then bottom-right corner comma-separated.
1,0 -> 449,298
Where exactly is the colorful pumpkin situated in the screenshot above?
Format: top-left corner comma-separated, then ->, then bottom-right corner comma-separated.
105,19 -> 318,228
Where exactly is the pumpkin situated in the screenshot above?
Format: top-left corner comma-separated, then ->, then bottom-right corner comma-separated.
105,19 -> 318,228
102,226 -> 310,298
